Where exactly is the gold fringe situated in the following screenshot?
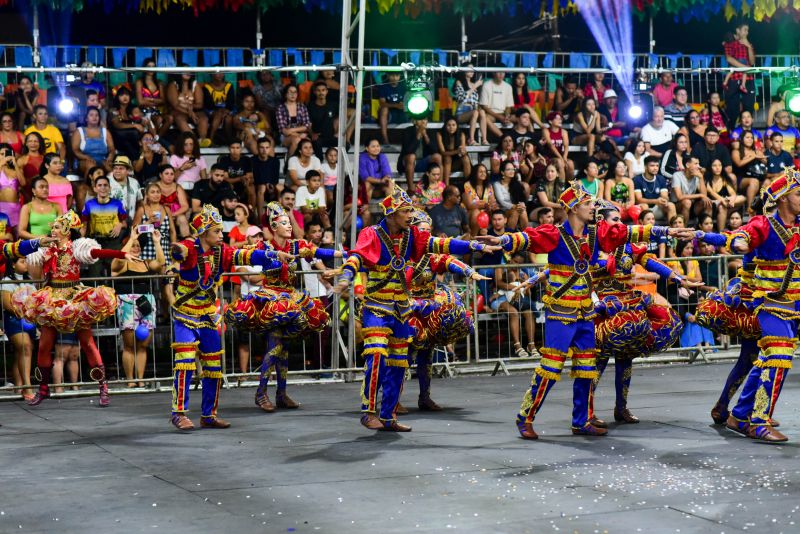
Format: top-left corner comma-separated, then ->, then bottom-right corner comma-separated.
753,359 -> 793,369
202,370 -> 224,378
174,362 -> 196,371
535,367 -> 562,381
385,359 -> 410,368
570,369 -> 599,379
171,341 -> 200,349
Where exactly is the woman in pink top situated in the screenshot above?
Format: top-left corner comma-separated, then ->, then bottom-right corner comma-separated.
0,143 -> 23,226
39,153 -> 72,213
169,132 -> 207,191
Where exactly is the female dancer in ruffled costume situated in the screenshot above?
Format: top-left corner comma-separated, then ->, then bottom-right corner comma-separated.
13,211 -> 140,407
225,202 -> 340,412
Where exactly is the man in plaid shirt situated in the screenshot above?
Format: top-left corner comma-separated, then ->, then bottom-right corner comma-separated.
723,23 -> 756,130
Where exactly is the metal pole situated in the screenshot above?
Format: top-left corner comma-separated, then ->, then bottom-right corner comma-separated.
460,16 -> 467,54
32,6 -> 41,67
649,16 -> 654,55
255,12 -> 263,66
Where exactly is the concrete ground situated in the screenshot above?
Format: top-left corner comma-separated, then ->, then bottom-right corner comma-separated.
1,362 -> 799,534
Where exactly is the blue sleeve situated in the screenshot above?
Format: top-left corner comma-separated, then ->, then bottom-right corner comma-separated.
379,154 -> 392,178
314,247 -> 336,260
699,231 -> 727,247
644,256 -> 675,281
251,249 -> 283,270
81,200 -> 91,218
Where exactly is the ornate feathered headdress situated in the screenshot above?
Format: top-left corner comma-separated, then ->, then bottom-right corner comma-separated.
763,167 -> 800,213
52,210 -> 82,231
265,202 -> 288,230
190,204 -> 223,235
594,198 -> 618,222
410,209 -> 432,227
559,182 -> 593,211
381,183 -> 413,216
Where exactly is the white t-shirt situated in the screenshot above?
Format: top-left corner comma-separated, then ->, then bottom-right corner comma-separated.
479,81 -> 514,115
287,156 -> 322,185
320,162 -> 338,187
301,257 -> 330,298
0,273 -> 35,295
640,120 -> 679,148
295,185 -> 327,210
624,152 -> 646,176
671,171 -> 701,197
238,265 -> 263,296
109,175 -> 143,216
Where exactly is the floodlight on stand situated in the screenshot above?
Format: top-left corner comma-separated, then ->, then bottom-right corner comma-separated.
786,87 -> 800,116
403,70 -> 433,120
58,98 -> 75,115
628,104 -> 643,120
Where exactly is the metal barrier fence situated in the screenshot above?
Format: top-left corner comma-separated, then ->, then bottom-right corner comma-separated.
0,253 -> 737,401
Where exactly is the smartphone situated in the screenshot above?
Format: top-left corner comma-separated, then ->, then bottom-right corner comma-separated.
138,224 -> 154,234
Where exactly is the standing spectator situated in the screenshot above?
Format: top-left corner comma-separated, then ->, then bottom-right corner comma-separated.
765,110 -> 800,155
133,131 -> 166,184
659,132 -> 691,181
24,105 -> 65,158
699,92 -> 730,145
135,58 -> 169,136
108,87 -> 145,161
436,117 -> 471,184
191,163 -> 233,214
604,160 -> 638,222
40,153 -> 72,213
428,185 -> 468,238
663,87 -> 692,127
107,155 -> 142,219
398,119 -> 441,193
572,97 -> 603,156
165,70 -> 210,147
133,182 -> 176,261
705,158 -> 745,231
376,73 -> 406,146
691,127 -> 735,185
583,72 -> 610,103
651,72 -> 678,108
535,164 -> 567,223
554,76 -> 583,123
641,107 -> 679,157
623,138 -> 647,178
678,109 -> 707,149
18,176 -> 62,240
169,132 -> 208,192
490,253 -> 537,358
415,163 -> 446,210
479,69 -> 514,141
277,83 -> 312,157
217,140 -> 255,207
511,72 -> 545,129
320,146 -> 338,208
203,71 -> 235,144
251,135 -> 281,212
541,111 -> 574,181
452,69 -> 483,146
13,76 -> 39,131
722,23 -> 756,130
296,170 -> 331,228
71,106 -> 115,178
287,138 -> 322,189
0,143 -> 24,229
155,163 -> 190,237
0,112 -> 24,155
234,91 -> 272,156
1,256 -> 36,400
307,81 -> 338,149
671,154 -> 712,222
253,70 -> 283,117
633,155 -> 676,223
730,109 -> 763,150
639,209 -> 668,257
358,138 -> 392,201
490,134 -> 520,176
81,174 -> 128,277
731,130 -> 767,208
765,132 -> 794,183
493,160 -> 528,230
463,163 -> 496,235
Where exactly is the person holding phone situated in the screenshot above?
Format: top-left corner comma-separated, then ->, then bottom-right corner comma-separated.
0,142 -> 24,229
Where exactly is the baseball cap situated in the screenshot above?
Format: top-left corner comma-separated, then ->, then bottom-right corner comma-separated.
246,225 -> 262,237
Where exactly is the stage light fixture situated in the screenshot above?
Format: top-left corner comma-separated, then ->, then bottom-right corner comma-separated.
786,87 -> 800,116
628,104 -> 643,120
58,98 -> 75,115
403,71 -> 433,119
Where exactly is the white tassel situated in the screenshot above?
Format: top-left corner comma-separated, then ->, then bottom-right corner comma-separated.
72,238 -> 102,265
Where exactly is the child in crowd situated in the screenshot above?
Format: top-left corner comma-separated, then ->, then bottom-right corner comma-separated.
295,170 -> 330,228
321,147 -> 338,207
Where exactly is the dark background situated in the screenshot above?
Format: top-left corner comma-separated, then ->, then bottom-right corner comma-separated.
1,3 -> 798,56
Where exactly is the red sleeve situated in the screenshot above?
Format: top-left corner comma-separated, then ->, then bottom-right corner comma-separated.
735,215 -> 771,250
596,220 -> 630,253
90,249 -> 127,260
629,243 -> 648,262
349,226 -> 383,267
523,225 -> 560,254
411,226 -> 430,261
429,254 -> 448,274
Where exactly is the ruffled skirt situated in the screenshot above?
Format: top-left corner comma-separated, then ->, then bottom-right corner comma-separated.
224,287 -> 330,337
411,286 -> 474,348
696,290 -> 760,339
11,284 -> 117,333
594,292 -> 682,359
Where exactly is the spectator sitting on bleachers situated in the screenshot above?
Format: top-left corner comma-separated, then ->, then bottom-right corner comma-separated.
436,117 -> 471,185
217,140 -> 255,207
699,91 -> 730,145
511,72 -> 545,130
41,153 -> 72,213
651,71 -> 678,109
729,110 -> 763,150
218,189 -> 240,236
109,86 -> 146,161
671,154 -> 712,223
572,97 -> 603,157
490,134 -> 520,176
358,138 -> 392,201
692,126 -> 736,184
133,181 -> 176,260
554,76 -> 583,124
519,139 -> 547,185
480,68 -> 514,141
277,83 -> 312,157
252,135 -> 281,211
451,68 -> 483,146
623,138 -> 647,178
639,209 -> 667,257
604,160 -> 639,222
428,185 -> 468,238
133,131 -> 166,185
678,109 -> 706,150
253,70 -> 283,119
731,130 -> 766,208
203,71 -> 236,144
0,143 -> 23,229
107,155 -> 141,224
415,163 -> 445,210
490,252 -> 537,358
154,163 -> 191,237
72,62 -> 106,106
296,170 -> 331,229
0,112 -> 24,156
192,163 -> 234,214
135,58 -> 169,136
377,72 -> 406,146
24,105 -> 65,159
659,132 -> 690,181
72,106 -> 115,179
398,118 -> 441,193
583,72 -> 610,105
463,163 -> 496,235
580,160 -> 605,198
663,86 -> 692,128
165,69 -> 211,148
535,163 -> 567,223
18,176 -> 62,240
234,91 -> 272,156
509,108 -> 535,149
494,160 -> 529,230
634,155 -> 676,223
541,111 -> 574,181
14,76 -> 38,131
765,132 -> 794,183
170,131 -> 208,191
705,158 -> 745,231
307,80 -> 339,149
598,89 -> 632,142
641,107 -> 678,158
765,110 -> 800,156
321,146 -> 338,208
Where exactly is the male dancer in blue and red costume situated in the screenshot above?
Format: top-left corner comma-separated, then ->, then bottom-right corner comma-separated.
169,204 -> 288,431
482,183 -> 692,439
721,168 -> 800,442
334,185 -> 500,432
